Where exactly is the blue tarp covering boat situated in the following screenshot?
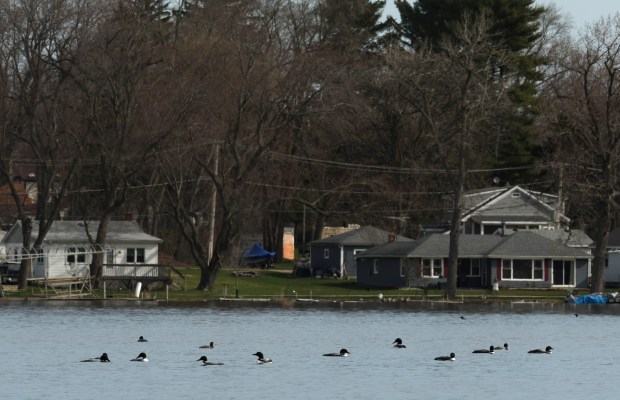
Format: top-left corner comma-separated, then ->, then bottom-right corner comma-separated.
569,293 -> 609,304
240,244 -> 276,268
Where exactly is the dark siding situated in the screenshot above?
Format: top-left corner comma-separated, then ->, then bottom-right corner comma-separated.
356,258 -> 405,288
310,244 -> 341,276
343,245 -> 371,277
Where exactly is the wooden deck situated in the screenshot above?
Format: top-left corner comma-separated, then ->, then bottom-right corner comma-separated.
28,276 -> 94,299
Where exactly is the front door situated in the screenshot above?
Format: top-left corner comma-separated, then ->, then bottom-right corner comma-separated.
552,260 -> 573,286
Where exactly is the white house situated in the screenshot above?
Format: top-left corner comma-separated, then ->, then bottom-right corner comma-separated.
0,220 -> 162,279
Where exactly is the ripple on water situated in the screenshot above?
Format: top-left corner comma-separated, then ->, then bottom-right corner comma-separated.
0,301 -> 617,399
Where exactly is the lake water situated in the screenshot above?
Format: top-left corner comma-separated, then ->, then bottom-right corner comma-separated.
1,300 -> 618,400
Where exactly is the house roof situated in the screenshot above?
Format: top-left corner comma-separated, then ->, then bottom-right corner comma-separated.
356,231 -> 590,260
409,234 -> 504,258
486,231 -> 589,259
309,225 -> 412,246
355,240 -> 421,258
1,220 -> 162,244
461,185 -> 568,224
528,229 -> 593,248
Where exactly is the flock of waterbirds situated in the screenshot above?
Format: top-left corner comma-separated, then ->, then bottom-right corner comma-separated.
80,333 -> 553,364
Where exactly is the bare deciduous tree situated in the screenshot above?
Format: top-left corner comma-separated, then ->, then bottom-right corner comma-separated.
388,13 -> 511,298
540,14 -> 620,292
0,0 -> 99,288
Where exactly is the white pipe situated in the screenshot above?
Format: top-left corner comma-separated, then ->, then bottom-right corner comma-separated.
134,282 -> 142,298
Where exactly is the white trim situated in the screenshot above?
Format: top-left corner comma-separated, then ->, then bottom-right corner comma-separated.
501,259 -> 544,281
461,186 -> 569,223
422,258 -> 443,278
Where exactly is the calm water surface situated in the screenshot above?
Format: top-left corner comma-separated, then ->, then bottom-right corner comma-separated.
1,300 -> 617,400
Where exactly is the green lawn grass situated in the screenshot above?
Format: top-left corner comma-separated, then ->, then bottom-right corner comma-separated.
0,263 -> 589,303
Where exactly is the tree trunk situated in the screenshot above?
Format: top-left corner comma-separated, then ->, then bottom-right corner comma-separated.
18,217 -> 33,289
590,198 -> 612,293
90,213 -> 113,289
447,180 -> 464,299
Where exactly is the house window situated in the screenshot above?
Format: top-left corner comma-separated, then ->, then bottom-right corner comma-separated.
373,259 -> 379,274
467,259 -> 481,277
67,247 -> 86,264
400,261 -> 405,277
127,248 -> 145,263
324,249 -> 329,259
35,248 -> 44,263
422,258 -> 443,277
502,259 -> 544,280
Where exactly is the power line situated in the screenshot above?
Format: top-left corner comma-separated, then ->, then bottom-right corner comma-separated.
268,151 -> 549,174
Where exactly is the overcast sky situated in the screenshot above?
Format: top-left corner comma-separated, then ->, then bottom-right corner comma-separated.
383,0 -> 620,31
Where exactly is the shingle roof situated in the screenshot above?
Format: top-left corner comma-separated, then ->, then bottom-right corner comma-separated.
486,231 -> 589,258
528,229 -> 593,247
354,240 -> 419,258
309,225 -> 412,246
356,231 -> 590,259
3,220 -> 162,244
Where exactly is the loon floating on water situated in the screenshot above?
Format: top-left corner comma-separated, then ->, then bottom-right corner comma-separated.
323,349 -> 350,357
253,352 -> 272,364
434,353 -> 456,361
137,336 -> 148,342
81,353 -> 111,362
197,356 -> 224,365
472,346 -> 495,354
131,352 -> 149,362
392,338 -> 406,348
528,346 -> 553,354
494,343 -> 509,350
199,342 -> 214,349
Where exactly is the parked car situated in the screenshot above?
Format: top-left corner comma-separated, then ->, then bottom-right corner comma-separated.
0,262 -> 20,284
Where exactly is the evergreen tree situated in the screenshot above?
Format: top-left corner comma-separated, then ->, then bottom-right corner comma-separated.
394,0 -> 546,183
318,0 -> 387,53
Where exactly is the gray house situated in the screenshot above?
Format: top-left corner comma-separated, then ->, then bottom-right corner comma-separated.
309,225 -> 412,277
456,185 -> 570,234
356,231 -> 591,289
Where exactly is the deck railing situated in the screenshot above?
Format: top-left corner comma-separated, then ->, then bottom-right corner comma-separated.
102,264 -> 186,290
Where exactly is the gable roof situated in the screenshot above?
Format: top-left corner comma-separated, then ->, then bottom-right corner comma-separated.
309,225 -> 412,246
355,240 -> 422,258
1,220 -> 162,244
486,231 -> 589,258
461,185 -> 569,224
528,229 -> 593,248
356,231 -> 590,260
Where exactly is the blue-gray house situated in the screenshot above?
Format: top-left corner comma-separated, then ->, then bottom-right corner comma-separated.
356,231 -> 591,289
308,225 -> 412,278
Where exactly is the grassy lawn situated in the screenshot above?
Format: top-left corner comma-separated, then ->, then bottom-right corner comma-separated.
0,262 -> 589,303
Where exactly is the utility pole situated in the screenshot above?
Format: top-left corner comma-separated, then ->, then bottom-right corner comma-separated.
302,204 -> 306,254
556,165 -> 564,230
